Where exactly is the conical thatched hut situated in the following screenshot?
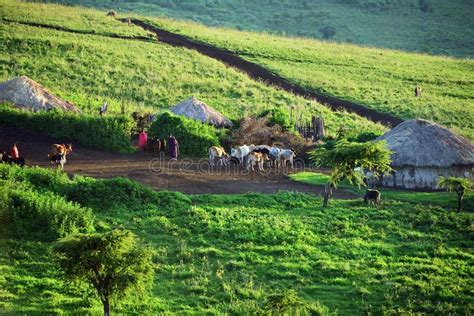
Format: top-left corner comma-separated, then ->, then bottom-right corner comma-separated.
169,96 -> 232,128
0,76 -> 80,112
377,119 -> 474,190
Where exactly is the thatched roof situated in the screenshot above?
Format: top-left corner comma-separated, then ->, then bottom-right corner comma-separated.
169,96 -> 232,128
0,76 -> 80,112
377,119 -> 474,167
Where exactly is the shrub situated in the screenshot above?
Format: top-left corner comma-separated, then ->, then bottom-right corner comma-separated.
148,112 -> 220,157
258,108 -> 292,131
1,185 -> 94,241
68,176 -> 192,211
0,104 -> 134,153
0,164 -> 71,193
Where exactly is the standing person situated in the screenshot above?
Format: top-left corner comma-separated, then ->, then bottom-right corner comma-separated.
168,134 -> 179,161
10,143 -> 19,159
138,129 -> 148,152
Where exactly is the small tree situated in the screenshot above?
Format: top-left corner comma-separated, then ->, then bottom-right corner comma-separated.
437,177 -> 472,212
54,229 -> 154,316
309,141 -> 393,207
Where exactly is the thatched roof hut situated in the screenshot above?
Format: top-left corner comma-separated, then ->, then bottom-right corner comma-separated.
0,76 -> 80,113
169,96 -> 232,128
376,119 -> 474,189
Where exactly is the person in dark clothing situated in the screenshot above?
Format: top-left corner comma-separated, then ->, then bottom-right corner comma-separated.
168,135 -> 179,160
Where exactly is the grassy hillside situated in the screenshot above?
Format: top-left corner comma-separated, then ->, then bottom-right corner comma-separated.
36,0 -> 474,58
147,17 -> 474,139
0,0 -> 385,139
1,164 -> 473,314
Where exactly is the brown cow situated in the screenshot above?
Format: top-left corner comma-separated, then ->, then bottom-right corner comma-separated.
49,143 -> 73,158
209,146 -> 229,166
106,11 -> 117,17
247,152 -> 268,171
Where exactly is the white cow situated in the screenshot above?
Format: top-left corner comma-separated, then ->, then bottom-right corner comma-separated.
231,145 -> 252,166
279,149 -> 296,169
208,146 -> 229,166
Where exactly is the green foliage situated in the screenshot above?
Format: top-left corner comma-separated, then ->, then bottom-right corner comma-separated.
0,182 -> 94,241
0,105 -> 134,152
437,176 -> 472,193
53,229 -> 155,314
310,140 -> 393,187
148,112 -> 220,156
258,108 -> 292,130
437,176 -> 473,211
68,176 -> 192,211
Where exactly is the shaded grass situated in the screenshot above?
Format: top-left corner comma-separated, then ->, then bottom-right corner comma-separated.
35,0 -> 474,58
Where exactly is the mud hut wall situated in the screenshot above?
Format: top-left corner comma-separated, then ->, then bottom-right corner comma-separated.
380,166 -> 473,190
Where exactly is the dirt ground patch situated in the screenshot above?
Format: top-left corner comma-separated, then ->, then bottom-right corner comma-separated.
0,125 -> 354,198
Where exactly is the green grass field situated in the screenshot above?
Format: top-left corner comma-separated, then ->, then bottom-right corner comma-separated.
0,0 -> 386,139
147,17 -> 474,140
36,0 -> 474,58
290,172 -> 474,211
1,164 -> 473,314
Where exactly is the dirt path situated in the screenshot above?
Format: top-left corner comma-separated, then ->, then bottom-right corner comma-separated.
130,19 -> 403,127
0,125 -> 354,198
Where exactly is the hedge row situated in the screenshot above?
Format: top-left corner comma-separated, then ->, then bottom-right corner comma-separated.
0,104 -> 134,153
149,112 -> 221,157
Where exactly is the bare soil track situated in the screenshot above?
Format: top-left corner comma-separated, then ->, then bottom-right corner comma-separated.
131,19 -> 403,127
0,125 -> 353,198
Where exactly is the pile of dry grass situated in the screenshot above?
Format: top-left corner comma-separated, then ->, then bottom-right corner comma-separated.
234,117 -> 306,151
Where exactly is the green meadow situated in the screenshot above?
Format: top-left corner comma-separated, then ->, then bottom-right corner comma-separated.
0,0 -> 385,139
1,164 -> 473,314
36,0 -> 474,58
148,17 -> 474,139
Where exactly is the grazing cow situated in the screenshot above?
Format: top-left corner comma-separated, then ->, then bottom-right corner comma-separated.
415,86 -> 422,97
231,145 -> 251,166
49,143 -> 73,157
247,152 -> 267,171
208,146 -> 229,166
279,149 -> 296,169
364,189 -> 381,206
106,11 -> 117,17
1,151 -> 25,167
50,153 -> 66,171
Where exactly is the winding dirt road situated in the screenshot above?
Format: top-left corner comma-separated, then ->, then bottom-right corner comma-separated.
0,126 -> 354,198
131,19 -> 403,127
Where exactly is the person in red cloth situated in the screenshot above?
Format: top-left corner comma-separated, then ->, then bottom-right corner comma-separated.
138,129 -> 148,151
10,143 -> 19,159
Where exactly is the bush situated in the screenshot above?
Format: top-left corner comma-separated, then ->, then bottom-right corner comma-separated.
0,164 -> 71,193
258,108 -> 292,131
1,184 -> 94,241
148,112 -> 220,157
0,104 -> 134,153
68,176 -> 192,211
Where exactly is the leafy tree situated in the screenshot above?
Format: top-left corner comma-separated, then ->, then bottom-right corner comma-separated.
437,177 -> 472,212
309,141 -> 392,207
54,229 -> 154,316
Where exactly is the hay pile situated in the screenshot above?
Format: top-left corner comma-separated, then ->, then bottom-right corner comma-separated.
0,76 -> 80,112
169,96 -> 232,128
377,119 -> 474,167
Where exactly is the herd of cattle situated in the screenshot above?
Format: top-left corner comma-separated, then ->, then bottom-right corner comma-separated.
209,144 -> 296,171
